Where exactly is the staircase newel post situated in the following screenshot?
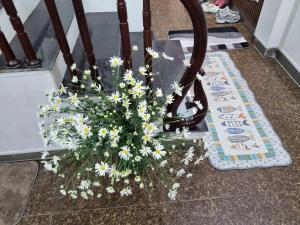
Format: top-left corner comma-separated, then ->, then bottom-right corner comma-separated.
44,0 -> 78,85
2,0 -> 41,67
72,0 -> 101,85
117,0 -> 132,70
0,27 -> 21,67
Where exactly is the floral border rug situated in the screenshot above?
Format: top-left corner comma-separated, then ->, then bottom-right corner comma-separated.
186,52 -> 292,170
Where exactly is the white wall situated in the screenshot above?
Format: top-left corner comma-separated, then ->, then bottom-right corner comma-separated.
278,1 -> 300,72
83,0 -> 143,32
255,0 -> 300,72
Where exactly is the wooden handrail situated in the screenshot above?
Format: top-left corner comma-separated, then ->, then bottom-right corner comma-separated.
117,0 -> 132,70
143,0 -> 152,87
2,0 -> 41,67
165,0 -> 208,131
44,0 -> 77,81
72,0 -> 100,84
0,28 -> 21,67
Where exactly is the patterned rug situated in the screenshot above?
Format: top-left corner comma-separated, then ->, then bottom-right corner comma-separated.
169,26 -> 249,52
185,52 -> 292,170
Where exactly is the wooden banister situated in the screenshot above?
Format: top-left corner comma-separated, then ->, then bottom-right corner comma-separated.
117,0 -> 132,70
143,0 -> 152,87
44,0 -> 77,80
0,28 -> 21,67
2,0 -> 41,67
72,0 -> 100,84
165,0 -> 208,131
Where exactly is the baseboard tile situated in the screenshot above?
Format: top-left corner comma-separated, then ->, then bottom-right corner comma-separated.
254,39 -> 300,86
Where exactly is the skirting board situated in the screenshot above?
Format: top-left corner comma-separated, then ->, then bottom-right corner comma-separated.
254,39 -> 300,86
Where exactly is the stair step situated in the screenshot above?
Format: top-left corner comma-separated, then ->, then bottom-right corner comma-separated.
63,12 -> 120,91
153,39 -> 185,94
0,0 -> 74,72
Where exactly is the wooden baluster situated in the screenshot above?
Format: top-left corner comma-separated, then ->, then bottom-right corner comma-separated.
0,27 -> 21,67
117,0 -> 132,70
72,0 -> 100,84
143,0 -> 152,88
2,0 -> 41,67
44,0 -> 77,82
165,0 -> 208,131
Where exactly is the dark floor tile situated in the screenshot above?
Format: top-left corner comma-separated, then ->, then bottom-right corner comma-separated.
90,204 -> 166,225
18,214 -> 51,225
165,193 -> 300,225
51,211 -> 92,225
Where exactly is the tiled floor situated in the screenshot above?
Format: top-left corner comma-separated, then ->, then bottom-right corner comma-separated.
19,1 -> 300,225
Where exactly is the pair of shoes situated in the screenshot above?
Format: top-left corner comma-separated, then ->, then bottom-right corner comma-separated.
199,0 -> 208,3
202,2 -> 219,14
215,6 -> 240,23
214,0 -> 228,8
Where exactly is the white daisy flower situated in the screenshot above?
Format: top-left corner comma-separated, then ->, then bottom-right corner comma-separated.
159,160 -> 168,167
146,47 -> 159,58
123,70 -> 134,82
182,127 -> 191,137
87,190 -> 94,196
168,190 -> 177,200
80,191 -> 88,200
171,81 -> 183,96
139,146 -> 152,156
132,45 -> 139,51
139,66 -> 147,76
162,52 -> 174,61
134,176 -> 141,182
176,169 -> 185,177
78,125 -> 92,139
134,155 -> 142,162
125,111 -> 132,119
41,151 -> 49,160
120,187 -> 132,197
78,180 -> 91,190
109,56 -> 123,68
119,82 -> 126,88
186,173 -> 193,178
152,145 -> 166,159
155,88 -> 163,97
109,91 -> 122,104
106,186 -> 115,194
172,183 -> 180,190
70,63 -> 76,71
194,100 -> 204,110
68,190 -> 78,199
95,162 -> 110,176
68,93 -> 80,107
166,94 -> 174,104
196,73 -> 204,81
60,189 -> 66,196
119,146 -> 133,161
98,128 -> 108,138
71,76 -> 78,83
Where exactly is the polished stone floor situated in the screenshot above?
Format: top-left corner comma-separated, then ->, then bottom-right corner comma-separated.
19,1 -> 300,225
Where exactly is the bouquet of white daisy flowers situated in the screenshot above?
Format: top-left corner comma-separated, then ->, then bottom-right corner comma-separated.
38,46 -> 208,201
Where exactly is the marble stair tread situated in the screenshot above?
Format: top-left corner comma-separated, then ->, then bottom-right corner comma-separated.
153,39 -> 186,94
0,0 -> 74,72
63,12 -> 120,91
